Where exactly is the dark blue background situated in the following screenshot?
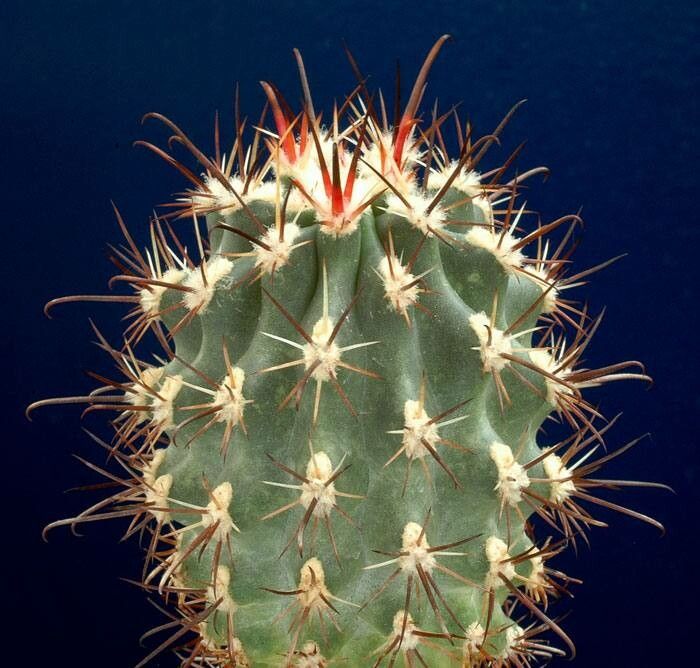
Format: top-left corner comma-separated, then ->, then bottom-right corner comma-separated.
4,1 -> 697,665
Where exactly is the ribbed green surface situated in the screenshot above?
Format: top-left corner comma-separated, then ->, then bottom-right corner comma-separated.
151,192 -> 550,664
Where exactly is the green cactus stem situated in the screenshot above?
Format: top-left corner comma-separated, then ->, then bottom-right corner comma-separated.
30,35 -> 666,667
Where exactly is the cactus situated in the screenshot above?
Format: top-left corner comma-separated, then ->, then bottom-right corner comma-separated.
30,36 -> 666,667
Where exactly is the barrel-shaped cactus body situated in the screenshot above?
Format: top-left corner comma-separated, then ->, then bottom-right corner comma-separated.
33,37 -> 662,667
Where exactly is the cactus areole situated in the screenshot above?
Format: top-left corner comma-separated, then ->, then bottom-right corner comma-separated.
31,36 -> 666,667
